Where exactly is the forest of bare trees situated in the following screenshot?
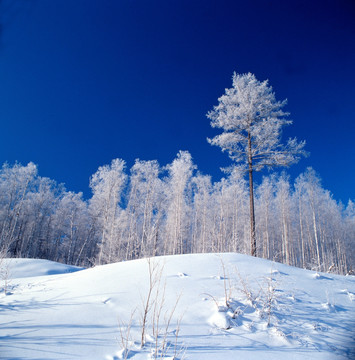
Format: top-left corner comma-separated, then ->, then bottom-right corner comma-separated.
0,157 -> 353,274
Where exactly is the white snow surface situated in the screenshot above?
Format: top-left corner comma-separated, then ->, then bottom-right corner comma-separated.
1,253 -> 354,359
3,258 -> 83,279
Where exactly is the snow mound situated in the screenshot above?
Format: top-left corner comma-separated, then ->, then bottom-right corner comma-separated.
2,258 -> 83,278
1,253 -> 355,360
208,310 -> 231,330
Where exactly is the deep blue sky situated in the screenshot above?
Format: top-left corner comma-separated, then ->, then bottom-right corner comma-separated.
0,0 -> 354,203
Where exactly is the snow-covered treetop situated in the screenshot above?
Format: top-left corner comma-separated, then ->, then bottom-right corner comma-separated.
207,72 -> 307,171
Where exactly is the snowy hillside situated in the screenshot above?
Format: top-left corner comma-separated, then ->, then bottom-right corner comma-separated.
1,253 -> 354,360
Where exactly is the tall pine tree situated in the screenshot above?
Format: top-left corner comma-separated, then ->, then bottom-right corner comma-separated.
207,72 -> 307,256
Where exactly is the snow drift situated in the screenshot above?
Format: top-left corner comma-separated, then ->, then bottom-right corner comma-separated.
1,253 -> 354,359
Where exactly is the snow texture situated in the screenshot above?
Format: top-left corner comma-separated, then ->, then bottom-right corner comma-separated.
1,253 -> 354,359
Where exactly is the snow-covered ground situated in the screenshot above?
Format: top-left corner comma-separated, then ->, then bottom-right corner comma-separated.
1,253 -> 354,360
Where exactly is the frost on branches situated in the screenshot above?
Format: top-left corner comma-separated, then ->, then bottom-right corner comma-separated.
207,72 -> 307,257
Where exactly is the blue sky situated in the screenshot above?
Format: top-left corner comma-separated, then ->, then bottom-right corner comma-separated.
0,0 -> 354,203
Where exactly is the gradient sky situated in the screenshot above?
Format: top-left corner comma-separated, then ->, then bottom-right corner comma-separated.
0,0 -> 354,203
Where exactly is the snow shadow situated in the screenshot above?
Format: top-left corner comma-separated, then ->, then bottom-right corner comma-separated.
0,320 -> 117,359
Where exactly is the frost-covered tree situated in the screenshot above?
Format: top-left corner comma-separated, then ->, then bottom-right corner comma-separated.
294,168 -> 323,268
256,175 -> 276,259
293,167 -> 348,272
209,169 -> 248,253
123,159 -> 164,259
89,159 -> 127,264
274,173 -> 293,265
52,191 -> 88,264
226,168 -> 248,253
26,176 -> 62,259
344,200 -> 355,272
191,174 -> 213,253
207,72 -> 307,256
0,162 -> 37,253
164,151 -> 195,255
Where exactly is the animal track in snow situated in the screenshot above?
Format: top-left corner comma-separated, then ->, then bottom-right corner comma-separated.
177,272 -> 188,278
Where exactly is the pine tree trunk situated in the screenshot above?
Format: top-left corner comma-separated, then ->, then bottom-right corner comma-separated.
248,132 -> 256,257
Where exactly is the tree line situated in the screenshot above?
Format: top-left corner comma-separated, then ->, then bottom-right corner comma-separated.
0,158 -> 353,274
1,72 -> 353,274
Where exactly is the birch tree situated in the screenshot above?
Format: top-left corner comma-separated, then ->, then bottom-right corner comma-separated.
274,173 -> 293,265
0,162 -> 37,253
256,175 -> 276,259
207,72 -> 307,256
191,174 -> 212,253
53,191 -> 88,264
164,151 -> 194,255
344,201 -> 355,272
89,159 -> 126,264
124,160 -> 163,259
